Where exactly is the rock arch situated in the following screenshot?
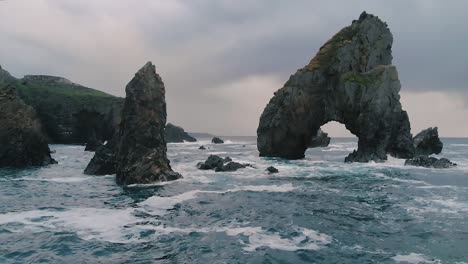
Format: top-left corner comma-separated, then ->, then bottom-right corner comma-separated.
257,12 -> 415,162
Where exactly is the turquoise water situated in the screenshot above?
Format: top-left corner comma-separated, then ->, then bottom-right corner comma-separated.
0,138 -> 467,263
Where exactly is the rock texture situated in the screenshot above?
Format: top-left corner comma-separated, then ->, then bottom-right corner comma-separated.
405,156 -> 456,169
165,123 -> 197,143
413,127 -> 443,155
212,137 -> 224,144
0,84 -> 56,167
197,155 -> 251,172
309,129 -> 331,148
84,62 -> 181,185
257,12 -> 414,162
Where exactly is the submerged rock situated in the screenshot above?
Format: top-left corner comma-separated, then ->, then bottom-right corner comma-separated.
215,161 -> 248,172
266,166 -> 279,174
309,129 -> 331,148
413,127 -> 443,155
84,62 -> 182,185
212,137 -> 224,144
257,12 -> 414,162
197,155 -> 251,172
405,156 -> 456,169
165,123 -> 197,143
0,84 -> 56,167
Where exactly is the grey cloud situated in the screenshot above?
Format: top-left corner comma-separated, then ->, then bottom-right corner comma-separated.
1,0 -> 467,136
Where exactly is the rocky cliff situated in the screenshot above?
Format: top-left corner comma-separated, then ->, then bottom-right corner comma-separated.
16,75 -> 123,144
166,123 -> 197,143
257,12 -> 414,162
85,62 -> 181,185
0,84 -> 56,167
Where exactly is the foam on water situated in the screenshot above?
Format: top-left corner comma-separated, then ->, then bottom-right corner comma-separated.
140,184 -> 295,215
392,253 -> 441,263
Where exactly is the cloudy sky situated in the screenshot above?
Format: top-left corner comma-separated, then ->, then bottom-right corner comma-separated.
1,0 -> 467,137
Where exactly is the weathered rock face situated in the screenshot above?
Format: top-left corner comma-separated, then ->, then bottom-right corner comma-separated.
413,127 -> 443,155
309,129 -> 331,148
405,156 -> 456,169
84,62 -> 181,185
212,137 -> 224,144
84,136 -> 118,175
165,123 -> 197,143
257,12 -> 414,162
0,84 -> 56,167
197,155 -> 251,172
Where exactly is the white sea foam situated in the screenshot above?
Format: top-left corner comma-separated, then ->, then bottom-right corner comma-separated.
140,184 -> 295,215
0,207 -> 330,252
392,253 -> 441,263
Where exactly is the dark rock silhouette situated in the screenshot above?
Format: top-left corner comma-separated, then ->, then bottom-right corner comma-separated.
413,127 -> 443,155
257,12 -> 414,162
309,129 -> 331,148
84,136 -> 118,175
199,145 -> 206,150
84,62 -> 181,185
212,137 -> 224,144
84,132 -> 103,152
266,166 -> 279,173
197,155 -> 224,170
165,123 -> 197,143
197,155 -> 250,172
0,84 -> 56,167
405,156 -> 456,169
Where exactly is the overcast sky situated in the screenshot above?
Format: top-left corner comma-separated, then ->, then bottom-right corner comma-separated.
1,0 -> 467,137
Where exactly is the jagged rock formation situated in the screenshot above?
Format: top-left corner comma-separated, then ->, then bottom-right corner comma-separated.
257,12 -> 414,162
0,84 -> 56,167
212,137 -> 224,144
413,127 -> 443,155
0,66 -> 123,145
165,123 -> 197,143
197,155 -> 251,172
309,129 -> 331,148
405,156 -> 456,169
85,62 -> 181,185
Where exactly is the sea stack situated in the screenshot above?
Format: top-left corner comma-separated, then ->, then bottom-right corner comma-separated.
84,62 -> 181,185
413,127 -> 443,155
0,84 -> 56,167
257,12 -> 414,162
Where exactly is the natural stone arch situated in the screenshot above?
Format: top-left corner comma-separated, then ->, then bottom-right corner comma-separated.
257,12 -> 415,162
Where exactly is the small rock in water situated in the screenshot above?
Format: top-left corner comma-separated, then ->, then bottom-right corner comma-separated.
212,137 -> 224,144
197,155 -> 251,172
199,145 -> 206,150
405,155 -> 456,169
215,161 -> 247,172
266,166 -> 279,173
197,155 -> 224,170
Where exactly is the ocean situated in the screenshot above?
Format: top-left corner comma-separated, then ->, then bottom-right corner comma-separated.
0,137 -> 467,263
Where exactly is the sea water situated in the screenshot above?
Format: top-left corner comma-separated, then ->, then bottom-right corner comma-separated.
0,138 -> 467,263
